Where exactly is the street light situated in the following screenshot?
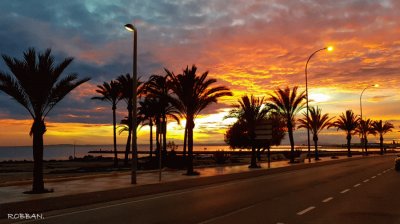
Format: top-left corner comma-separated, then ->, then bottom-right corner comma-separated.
359,84 -> 379,154
305,46 -> 333,161
125,23 -> 138,184
360,84 -> 379,121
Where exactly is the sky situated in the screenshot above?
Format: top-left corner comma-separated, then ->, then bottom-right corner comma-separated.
0,0 -> 399,147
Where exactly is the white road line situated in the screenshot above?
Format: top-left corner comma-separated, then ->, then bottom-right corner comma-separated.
297,206 -> 315,215
322,197 -> 333,203
276,223 -> 285,224
353,183 -> 361,188
377,173 -> 382,176
363,179 -> 370,183
371,176 -> 376,179
341,189 -> 350,194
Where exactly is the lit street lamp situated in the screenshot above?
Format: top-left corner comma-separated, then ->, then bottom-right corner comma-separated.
125,23 -> 138,184
360,84 -> 379,122
305,46 -> 333,161
359,84 -> 379,153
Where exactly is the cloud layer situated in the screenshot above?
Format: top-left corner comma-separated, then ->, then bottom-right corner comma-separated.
0,0 -> 399,145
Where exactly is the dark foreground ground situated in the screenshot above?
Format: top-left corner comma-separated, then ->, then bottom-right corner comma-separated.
2,154 -> 398,224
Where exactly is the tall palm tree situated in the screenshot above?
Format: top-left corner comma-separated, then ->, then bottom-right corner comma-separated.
167,65 -> 232,175
117,74 -> 143,166
226,95 -> 270,168
330,110 -> 359,157
145,74 -> 181,163
267,86 -> 306,163
298,106 -> 334,160
372,120 -> 394,155
138,97 -> 157,158
92,80 -> 122,167
355,118 -> 376,155
0,48 -> 90,193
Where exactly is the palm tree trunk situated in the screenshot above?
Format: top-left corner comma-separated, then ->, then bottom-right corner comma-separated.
364,135 -> 368,156
183,123 -> 187,159
287,121 -> 295,163
32,119 -> 46,193
186,117 -> 196,175
112,106 -> 118,167
124,106 -> 132,166
346,134 -> 352,157
156,120 -> 160,158
380,134 -> 384,155
249,144 -> 258,168
149,120 -> 153,158
162,113 -> 167,162
313,134 -> 319,160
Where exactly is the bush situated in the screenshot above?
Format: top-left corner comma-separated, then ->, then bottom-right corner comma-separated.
395,158 -> 400,171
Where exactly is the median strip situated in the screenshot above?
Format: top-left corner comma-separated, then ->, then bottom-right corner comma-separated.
297,206 -> 315,215
322,197 -> 333,203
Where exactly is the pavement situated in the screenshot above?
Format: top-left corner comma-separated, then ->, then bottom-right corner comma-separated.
0,154 -> 386,221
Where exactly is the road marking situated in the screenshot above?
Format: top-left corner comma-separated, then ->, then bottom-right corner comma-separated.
322,197 -> 333,203
377,173 -> 382,176
371,176 -> 376,179
353,183 -> 361,188
297,206 -> 315,215
341,189 -> 350,194
363,179 -> 369,183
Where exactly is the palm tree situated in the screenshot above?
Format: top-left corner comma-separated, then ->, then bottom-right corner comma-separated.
117,74 -> 143,166
330,110 -> 359,157
355,118 -> 376,155
298,106 -> 334,160
92,80 -> 122,167
145,75 -> 173,159
267,86 -> 306,163
226,95 -> 270,168
372,120 -> 394,155
0,48 -> 90,193
138,98 -> 156,158
167,65 -> 232,175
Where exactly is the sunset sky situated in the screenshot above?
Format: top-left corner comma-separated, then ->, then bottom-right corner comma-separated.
0,0 -> 399,146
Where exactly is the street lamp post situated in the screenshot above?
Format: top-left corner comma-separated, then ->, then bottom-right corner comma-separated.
359,84 -> 379,154
305,46 -> 333,162
125,23 -> 138,184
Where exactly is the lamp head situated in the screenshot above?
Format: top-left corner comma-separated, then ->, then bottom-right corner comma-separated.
327,46 -> 334,52
124,24 -> 135,32
372,84 -> 379,87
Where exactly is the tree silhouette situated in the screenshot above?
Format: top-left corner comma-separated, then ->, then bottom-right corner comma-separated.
225,95 -> 270,168
92,80 -> 122,167
167,65 -> 232,175
117,74 -> 143,166
355,118 -> 376,155
372,120 -> 394,155
331,110 -> 359,157
0,48 -> 90,193
267,86 -> 306,163
298,106 -> 334,160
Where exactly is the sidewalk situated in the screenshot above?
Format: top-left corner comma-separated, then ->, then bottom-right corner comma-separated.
0,155 -> 361,206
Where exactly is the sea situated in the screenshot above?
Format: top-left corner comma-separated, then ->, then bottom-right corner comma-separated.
0,144 -> 353,162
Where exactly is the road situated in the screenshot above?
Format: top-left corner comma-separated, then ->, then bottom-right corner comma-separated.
9,155 -> 400,224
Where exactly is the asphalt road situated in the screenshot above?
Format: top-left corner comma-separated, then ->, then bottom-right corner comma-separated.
8,155 -> 400,224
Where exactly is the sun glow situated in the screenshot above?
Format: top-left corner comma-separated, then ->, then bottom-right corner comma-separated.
309,93 -> 330,103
